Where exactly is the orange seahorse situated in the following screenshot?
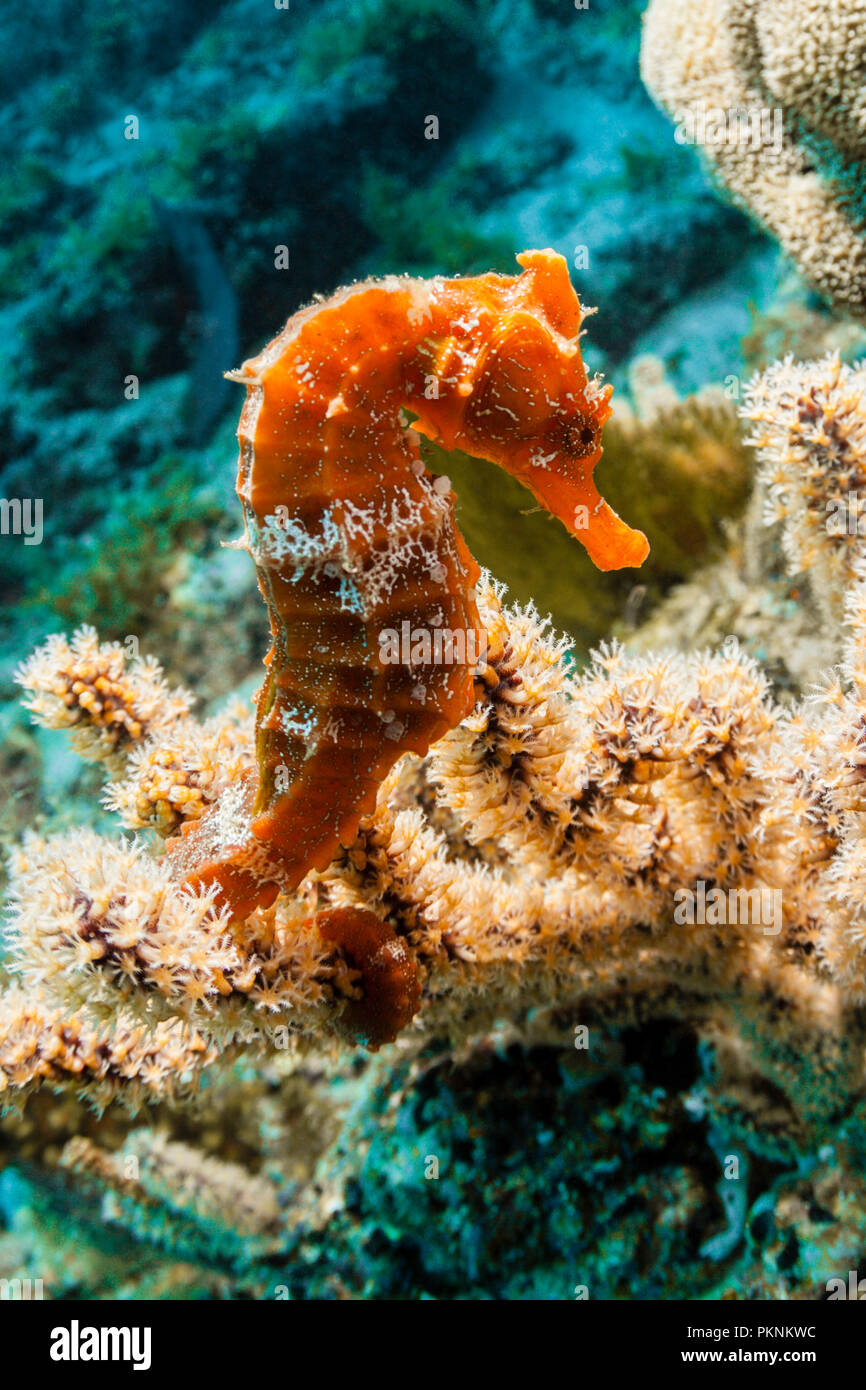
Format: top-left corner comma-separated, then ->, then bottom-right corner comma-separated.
166,249 -> 648,923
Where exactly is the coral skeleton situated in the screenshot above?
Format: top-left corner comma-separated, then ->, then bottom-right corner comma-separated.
61,1130 -> 287,1265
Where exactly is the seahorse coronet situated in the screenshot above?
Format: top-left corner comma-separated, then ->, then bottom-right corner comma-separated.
165,249 -> 649,932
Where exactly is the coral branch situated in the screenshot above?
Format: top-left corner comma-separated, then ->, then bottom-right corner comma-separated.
0,990 -> 214,1113
15,627 -> 191,775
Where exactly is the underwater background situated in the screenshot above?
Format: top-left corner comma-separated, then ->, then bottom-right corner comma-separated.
2,0 -> 866,1300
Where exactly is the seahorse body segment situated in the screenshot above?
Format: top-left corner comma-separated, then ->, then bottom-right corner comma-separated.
167,250 -> 648,918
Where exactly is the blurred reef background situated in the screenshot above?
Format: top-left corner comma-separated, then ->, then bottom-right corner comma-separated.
3,0 -> 866,1300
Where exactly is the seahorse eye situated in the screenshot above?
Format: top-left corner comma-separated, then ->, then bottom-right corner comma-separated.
556,412 -> 599,458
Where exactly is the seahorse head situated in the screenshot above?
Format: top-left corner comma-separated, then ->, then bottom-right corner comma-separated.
409,248 -> 649,572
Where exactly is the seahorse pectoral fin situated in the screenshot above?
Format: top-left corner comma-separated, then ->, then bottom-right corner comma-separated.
411,397 -> 469,452
411,413 -> 440,444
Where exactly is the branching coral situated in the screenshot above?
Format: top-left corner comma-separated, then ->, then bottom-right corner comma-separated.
641,0 -> 866,321
3,829 -> 345,1055
61,1130 -> 286,1267
0,989 -> 213,1113
741,351 -> 866,620
8,534 -> 866,1130
14,626 -> 191,776
103,700 -> 254,837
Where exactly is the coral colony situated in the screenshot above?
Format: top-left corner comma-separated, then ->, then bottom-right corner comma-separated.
642,0 -> 866,323
7,257 -> 866,1113
6,248 -> 649,1061
4,0 -> 866,1307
